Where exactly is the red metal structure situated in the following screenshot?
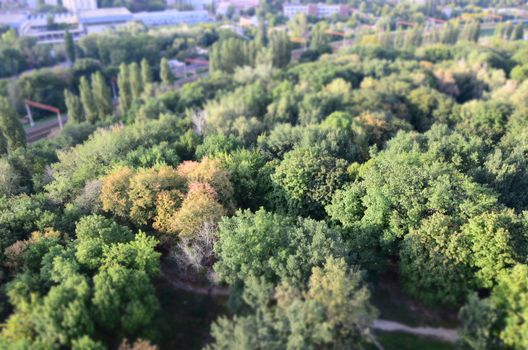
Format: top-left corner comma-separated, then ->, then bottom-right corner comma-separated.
24,99 -> 63,130
325,30 -> 345,36
184,58 -> 209,66
397,20 -> 417,28
428,17 -> 447,24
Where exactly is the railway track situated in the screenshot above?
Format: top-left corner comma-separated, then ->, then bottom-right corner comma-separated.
26,116 -> 68,143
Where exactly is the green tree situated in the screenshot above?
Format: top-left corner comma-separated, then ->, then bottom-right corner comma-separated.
160,57 -> 173,85
209,38 -> 258,73
310,22 -> 330,51
74,214 -> 134,270
269,31 -> 291,68
140,58 -> 152,85
91,72 -> 112,120
0,158 -> 24,196
100,232 -> 160,278
255,17 -> 268,48
129,62 -> 143,102
461,211 -> 528,289
209,257 -> 378,349
64,30 -> 76,63
79,76 -> 97,124
0,130 -> 6,156
290,257 -> 378,348
404,25 -> 423,48
511,22 -> 524,40
269,32 -> 291,68
118,63 -> 131,116
460,21 -> 480,42
64,90 -> 84,123
32,275 -> 94,346
458,293 -> 498,350
289,13 -> 307,40
213,208 -> 344,286
510,64 -> 528,81
92,266 -> 159,337
271,147 -> 348,217
0,97 -> 25,152
399,213 -> 474,305
491,264 -> 528,348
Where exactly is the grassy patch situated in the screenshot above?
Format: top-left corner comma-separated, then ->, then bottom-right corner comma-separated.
370,270 -> 459,328
154,279 -> 228,349
376,331 -> 454,350
23,113 -> 60,130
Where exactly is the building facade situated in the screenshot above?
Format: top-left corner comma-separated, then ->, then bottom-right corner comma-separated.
166,0 -> 213,10
216,0 -> 259,15
19,12 -> 83,44
78,7 -> 132,33
133,9 -> 209,27
283,3 -> 350,19
1,7 -> 212,44
63,0 -> 97,13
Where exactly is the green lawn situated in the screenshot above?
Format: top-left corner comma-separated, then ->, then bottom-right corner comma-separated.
154,278 -> 228,349
370,271 -> 459,329
479,27 -> 496,38
375,332 -> 454,350
23,114 -> 59,130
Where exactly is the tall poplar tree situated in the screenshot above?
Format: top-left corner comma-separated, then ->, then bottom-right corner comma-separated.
118,63 -> 131,115
129,62 -> 143,101
270,32 -> 291,68
91,72 -> 112,120
256,17 -> 268,48
141,58 -> 152,85
0,97 -> 25,152
79,76 -> 97,123
512,22 -> 524,40
64,30 -> 76,63
64,89 -> 83,122
0,131 -> 6,156
160,57 -> 173,85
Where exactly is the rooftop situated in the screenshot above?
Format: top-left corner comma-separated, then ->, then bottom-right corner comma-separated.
133,9 -> 209,18
78,7 -> 132,19
0,12 -> 28,26
27,12 -> 78,26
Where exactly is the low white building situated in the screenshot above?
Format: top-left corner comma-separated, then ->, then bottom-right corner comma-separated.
20,12 -> 84,44
63,0 -> 97,13
0,12 -> 28,31
283,3 -> 351,19
166,0 -> 213,10
133,9 -> 210,27
78,7 -> 132,33
216,0 -> 258,15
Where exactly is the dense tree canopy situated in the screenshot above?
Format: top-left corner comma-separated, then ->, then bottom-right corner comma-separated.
2,8 -> 528,349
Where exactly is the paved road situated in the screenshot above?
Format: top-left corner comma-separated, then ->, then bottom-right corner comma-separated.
372,319 -> 458,343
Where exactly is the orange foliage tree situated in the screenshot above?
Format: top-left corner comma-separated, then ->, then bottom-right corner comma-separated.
100,159 -> 233,238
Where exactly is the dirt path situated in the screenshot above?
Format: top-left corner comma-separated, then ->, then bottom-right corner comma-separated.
372,319 -> 458,343
161,262 -> 230,297
161,263 -> 459,344
163,275 -> 230,296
